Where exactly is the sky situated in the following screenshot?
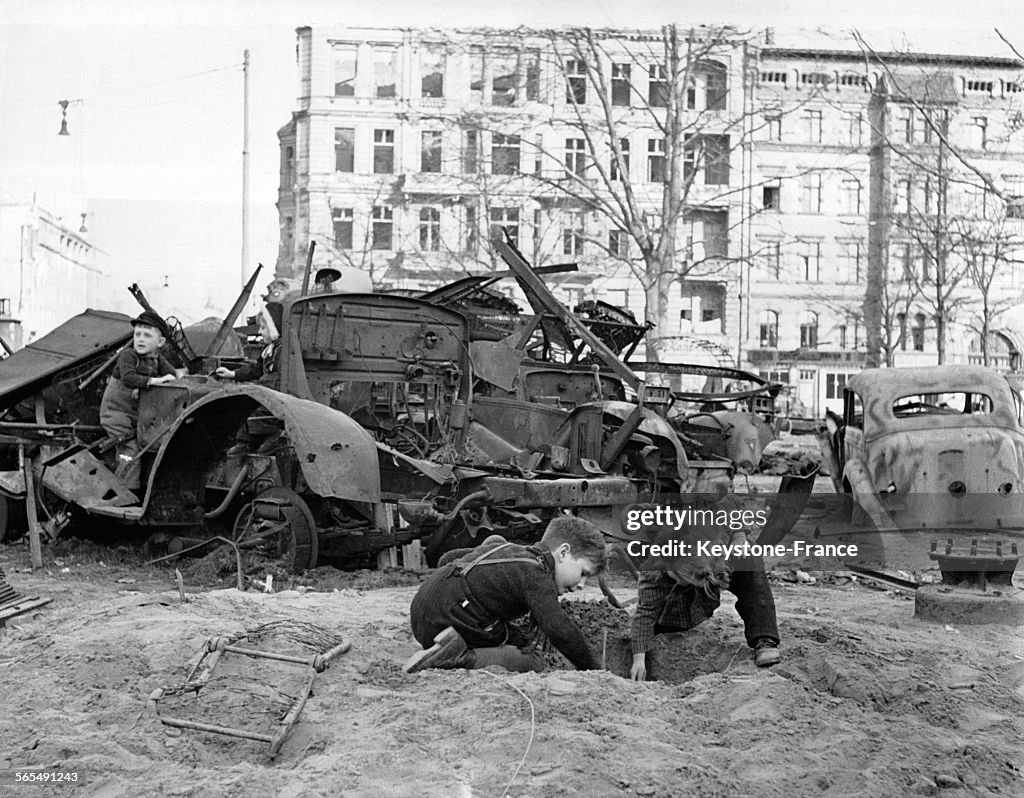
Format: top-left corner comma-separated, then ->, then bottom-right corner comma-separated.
1,0 -> 1023,320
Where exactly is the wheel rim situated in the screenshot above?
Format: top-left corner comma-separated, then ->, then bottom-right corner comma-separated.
232,486 -> 318,572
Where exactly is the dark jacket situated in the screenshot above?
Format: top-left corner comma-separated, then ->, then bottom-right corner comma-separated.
410,539 -> 599,670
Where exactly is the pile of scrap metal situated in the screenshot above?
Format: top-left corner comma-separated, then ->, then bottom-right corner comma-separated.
0,235 -> 813,573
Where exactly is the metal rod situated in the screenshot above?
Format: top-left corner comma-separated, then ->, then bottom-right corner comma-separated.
269,668 -> 317,757
218,643 -> 318,669
161,716 -> 274,744
19,446 -> 43,569
0,421 -> 104,432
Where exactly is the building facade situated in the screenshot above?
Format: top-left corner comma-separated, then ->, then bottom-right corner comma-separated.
0,201 -> 104,351
276,26 -> 1024,411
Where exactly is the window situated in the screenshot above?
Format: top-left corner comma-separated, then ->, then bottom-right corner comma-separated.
283,216 -> 294,252
469,47 -> 485,104
805,110 -> 823,143
701,134 -> 730,185
846,111 -> 863,146
839,241 -> 862,282
609,229 -> 629,257
649,64 -> 668,107
332,208 -> 354,250
765,112 -> 782,141
647,138 -> 666,183
837,326 -> 848,350
703,62 -> 727,110
524,51 -> 541,101
680,282 -> 725,332
283,145 -> 294,189
492,51 -> 518,106
464,206 -> 478,253
799,311 -> 818,348
826,373 -> 850,399
420,46 -> 445,98
333,45 -> 357,97
612,63 -> 631,106
373,47 -> 398,98
841,178 -> 862,215
839,74 -> 868,88
801,173 -> 822,213
490,207 -> 519,246
463,129 -> 479,173
759,310 -> 779,348
801,72 -> 832,88
801,242 -> 821,281
912,313 -> 926,351
565,138 -> 586,178
701,211 -> 728,258
966,79 -> 994,95
371,206 -> 393,250
611,138 -> 630,181
533,209 -> 542,256
763,183 -> 781,210
0,297 -> 10,316
419,207 -> 441,251
334,128 -> 355,172
491,133 -> 520,175
799,370 -> 815,381
606,288 -> 630,310
970,116 -> 988,149
373,129 -> 395,174
566,59 -> 587,104
760,71 -> 788,86
421,130 -> 442,173
534,134 -> 544,176
894,178 -> 912,216
896,312 -> 908,351
563,211 -> 584,256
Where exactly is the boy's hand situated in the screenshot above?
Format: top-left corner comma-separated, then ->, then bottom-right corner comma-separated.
629,652 -> 647,681
213,367 -> 235,380
149,374 -> 177,387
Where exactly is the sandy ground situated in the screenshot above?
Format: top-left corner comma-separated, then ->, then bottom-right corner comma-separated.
1,532 -> 1023,798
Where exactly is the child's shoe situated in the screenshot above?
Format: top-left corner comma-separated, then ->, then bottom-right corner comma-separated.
403,627 -> 469,673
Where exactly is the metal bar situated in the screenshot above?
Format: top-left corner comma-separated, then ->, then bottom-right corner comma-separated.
845,564 -> 919,591
0,422 -> 104,432
218,643 -> 317,669
160,716 -> 274,744
268,667 -> 317,757
314,639 -> 353,672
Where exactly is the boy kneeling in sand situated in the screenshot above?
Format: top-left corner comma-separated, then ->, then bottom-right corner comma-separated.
404,517 -> 606,673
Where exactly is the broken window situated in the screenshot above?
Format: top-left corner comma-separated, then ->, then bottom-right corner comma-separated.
334,45 -> 357,97
912,313 -> 926,351
763,183 -> 781,210
492,51 -> 518,106
373,47 -> 398,98
893,391 -> 993,417
703,61 -> 727,110
335,128 -> 355,172
464,205 -> 478,253
420,45 -> 445,98
421,130 -> 442,173
799,311 -> 818,348
702,134 -> 730,185
609,229 -> 629,257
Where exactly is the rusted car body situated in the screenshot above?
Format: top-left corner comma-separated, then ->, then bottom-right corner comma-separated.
1,236 -> 811,569
821,365 -> 1024,531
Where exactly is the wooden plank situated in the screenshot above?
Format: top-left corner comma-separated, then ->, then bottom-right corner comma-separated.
401,540 -> 423,571
0,596 -> 53,625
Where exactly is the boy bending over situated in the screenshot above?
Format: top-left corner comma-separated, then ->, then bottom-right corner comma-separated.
404,516 -> 606,674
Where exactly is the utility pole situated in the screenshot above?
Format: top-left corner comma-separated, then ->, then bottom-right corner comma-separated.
865,77 -> 889,369
241,49 -> 251,289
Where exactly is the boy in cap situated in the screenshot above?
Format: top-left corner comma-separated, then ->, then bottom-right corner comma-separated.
404,516 -> 606,674
99,311 -> 180,489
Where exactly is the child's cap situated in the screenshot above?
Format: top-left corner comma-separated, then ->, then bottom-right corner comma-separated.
131,310 -> 169,338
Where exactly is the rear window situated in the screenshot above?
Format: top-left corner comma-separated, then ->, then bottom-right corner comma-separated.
892,391 -> 993,418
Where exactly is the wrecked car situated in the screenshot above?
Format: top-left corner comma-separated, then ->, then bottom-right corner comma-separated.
820,364 -> 1024,531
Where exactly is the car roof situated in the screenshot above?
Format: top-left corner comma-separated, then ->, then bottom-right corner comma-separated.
848,365 -> 1012,400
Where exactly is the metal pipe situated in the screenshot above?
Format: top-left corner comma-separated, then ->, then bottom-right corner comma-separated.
204,463 -> 250,520
161,716 -> 274,744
